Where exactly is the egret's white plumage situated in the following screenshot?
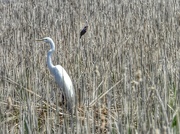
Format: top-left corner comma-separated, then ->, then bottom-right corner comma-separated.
37,37 -> 75,113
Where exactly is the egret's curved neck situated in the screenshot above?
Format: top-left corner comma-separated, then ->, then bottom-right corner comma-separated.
47,41 -> 55,73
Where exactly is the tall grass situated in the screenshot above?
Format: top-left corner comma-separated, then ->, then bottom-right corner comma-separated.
0,0 -> 180,133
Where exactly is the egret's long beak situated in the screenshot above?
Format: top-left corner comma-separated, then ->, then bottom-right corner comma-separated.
36,39 -> 43,41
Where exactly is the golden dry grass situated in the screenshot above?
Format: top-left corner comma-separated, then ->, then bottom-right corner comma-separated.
0,0 -> 180,133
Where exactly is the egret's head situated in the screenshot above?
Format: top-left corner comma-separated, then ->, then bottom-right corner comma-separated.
42,37 -> 53,43
36,37 -> 53,43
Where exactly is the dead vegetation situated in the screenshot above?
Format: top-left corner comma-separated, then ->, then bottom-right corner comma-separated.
0,0 -> 180,133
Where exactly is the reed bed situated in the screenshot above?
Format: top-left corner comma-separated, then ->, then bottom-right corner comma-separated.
0,0 -> 180,133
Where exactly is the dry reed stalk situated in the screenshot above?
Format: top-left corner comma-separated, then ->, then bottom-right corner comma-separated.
0,0 -> 179,133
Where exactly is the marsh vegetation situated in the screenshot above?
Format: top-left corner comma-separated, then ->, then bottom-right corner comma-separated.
0,0 -> 180,133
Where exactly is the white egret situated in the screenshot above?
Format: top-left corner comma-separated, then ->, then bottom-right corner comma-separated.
36,37 -> 75,114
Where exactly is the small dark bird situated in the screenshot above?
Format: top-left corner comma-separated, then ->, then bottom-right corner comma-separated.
80,26 -> 88,38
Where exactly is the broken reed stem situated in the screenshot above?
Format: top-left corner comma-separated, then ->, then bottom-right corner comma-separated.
90,80 -> 122,107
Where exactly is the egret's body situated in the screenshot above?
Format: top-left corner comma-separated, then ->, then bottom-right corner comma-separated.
37,37 -> 75,113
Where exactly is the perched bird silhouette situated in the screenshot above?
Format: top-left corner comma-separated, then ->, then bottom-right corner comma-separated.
80,26 -> 88,38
